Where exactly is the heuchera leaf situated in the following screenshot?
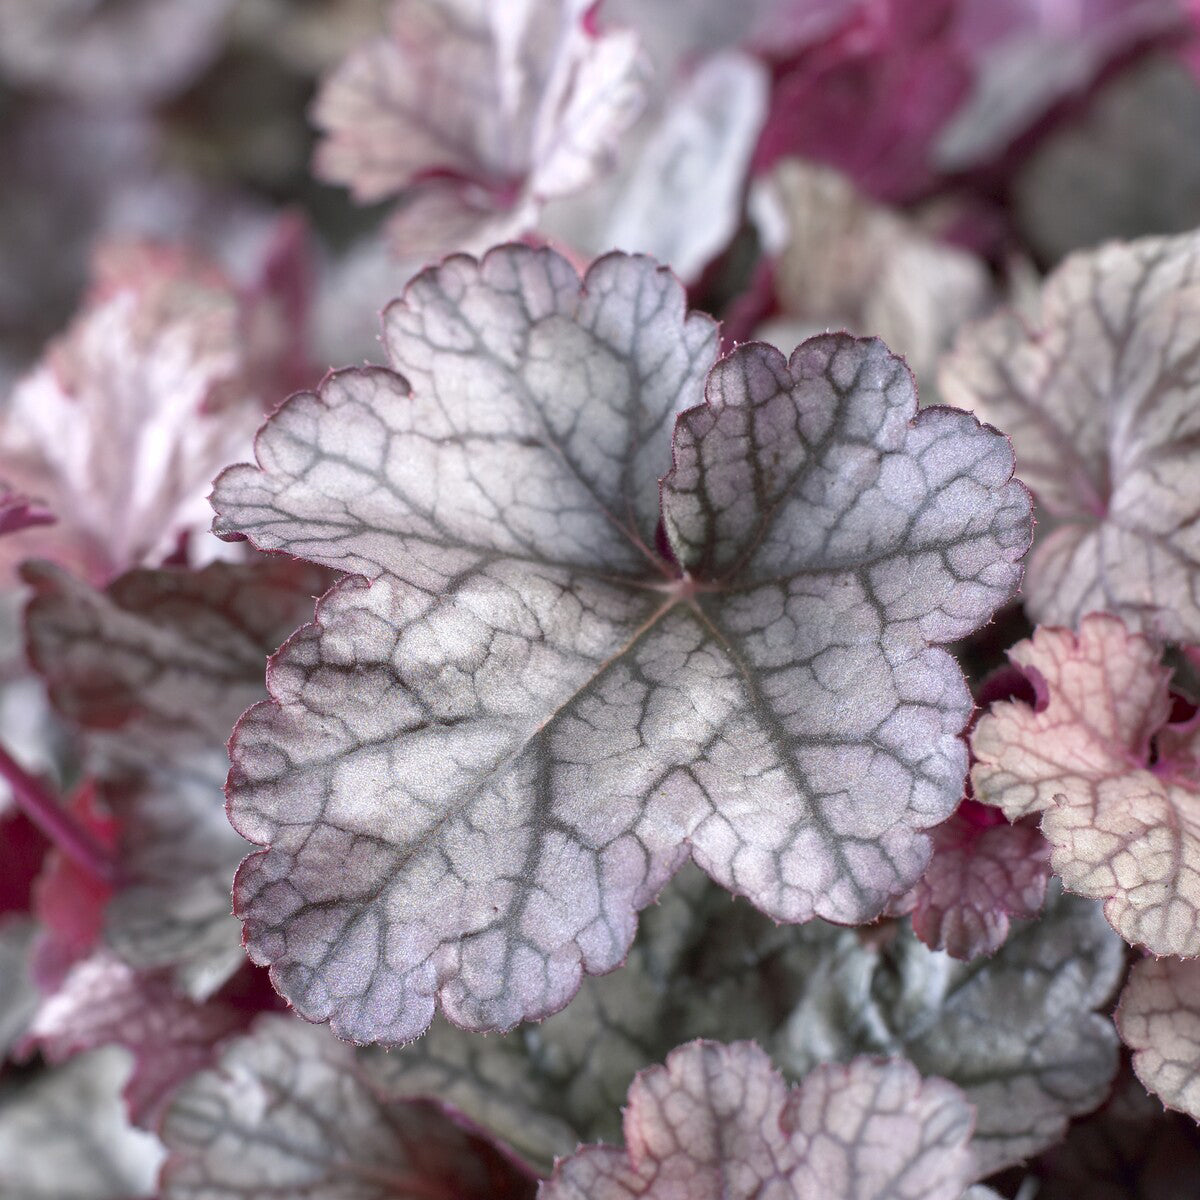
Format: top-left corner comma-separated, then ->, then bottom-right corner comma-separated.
0,242 -> 276,586
940,230 -> 1200,641
0,1047 -> 165,1200
25,951 -> 246,1128
1116,954 -> 1200,1121
970,613 -> 1200,955
540,1041 -> 976,1200
753,159 -> 992,388
159,1015 -> 536,1200
209,245 -> 1031,1043
888,799 -> 1052,960
23,558 -> 334,996
781,885 -> 1125,1175
311,0 -> 647,258
0,0 -> 235,105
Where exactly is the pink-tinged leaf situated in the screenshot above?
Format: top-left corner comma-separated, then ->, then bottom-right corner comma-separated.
1117,955 -> 1200,1120
934,0 -> 1188,172
159,1016 -> 536,1200
0,1047 -> 165,1199
752,160 -> 992,388
25,952 -> 246,1128
940,230 -> 1200,641
311,0 -> 647,258
22,558 -> 334,997
0,242 -> 277,586
754,0 -> 971,203
971,614 -> 1200,954
0,487 -> 54,538
0,0 -> 235,104
541,1042 -> 975,1200
890,800 -> 1052,959
782,885 -> 1124,1175
210,246 -> 1030,1044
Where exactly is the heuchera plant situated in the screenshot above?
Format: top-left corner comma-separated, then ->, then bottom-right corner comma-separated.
4,2 -> 1200,1198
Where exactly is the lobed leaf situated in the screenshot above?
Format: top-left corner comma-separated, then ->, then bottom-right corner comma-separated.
159,1015 -> 536,1200
210,245 -> 1030,1043
889,801 -> 1052,959
25,951 -> 245,1128
311,0 -> 647,257
781,885 -> 1125,1174
940,230 -> 1200,641
540,1041 -> 976,1200
972,614 -> 1200,955
1116,955 -> 1200,1121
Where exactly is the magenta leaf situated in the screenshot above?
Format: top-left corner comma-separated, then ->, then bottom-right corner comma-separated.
889,800 -> 1052,959
940,230 -> 1200,641
209,244 -> 1030,1044
26,952 -> 246,1128
541,1042 -> 975,1200
159,1016 -> 536,1200
23,558 -> 333,996
1116,955 -> 1200,1120
0,486 -> 54,538
311,0 -> 648,258
0,1047 -> 165,1198
971,614 -> 1200,955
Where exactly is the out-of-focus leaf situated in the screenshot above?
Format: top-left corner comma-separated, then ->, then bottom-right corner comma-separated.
209,245 -> 1029,1043
159,1015 -> 536,1200
25,951 -> 245,1128
940,230 -> 1200,641
0,487 -> 53,538
23,558 -> 333,997
781,886 -> 1125,1174
0,0 -> 235,105
972,614 -> 1200,954
752,159 -> 992,388
311,0 -> 647,258
540,1042 -> 976,1200
0,1047 -> 165,1200
1014,57 -> 1200,261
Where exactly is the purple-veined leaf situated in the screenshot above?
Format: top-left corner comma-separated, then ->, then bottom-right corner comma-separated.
752,160 -> 992,389
0,0 -> 235,105
781,885 -> 1125,1174
971,614 -> 1200,955
540,51 -> 768,283
1116,955 -> 1200,1120
159,1015 -> 536,1200
0,243 -> 277,586
0,1047 -> 165,1199
24,951 -> 246,1128
311,0 -> 647,259
940,230 -> 1200,641
210,245 -> 1030,1044
1013,57 -> 1200,262
888,800 -> 1052,959
22,558 -> 334,996
540,1041 -> 975,1200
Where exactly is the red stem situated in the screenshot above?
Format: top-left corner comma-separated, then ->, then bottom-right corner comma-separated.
0,742 -> 117,885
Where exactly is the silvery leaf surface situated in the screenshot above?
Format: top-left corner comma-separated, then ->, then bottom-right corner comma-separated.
210,244 -> 1030,1044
